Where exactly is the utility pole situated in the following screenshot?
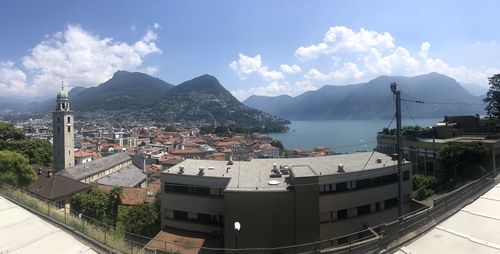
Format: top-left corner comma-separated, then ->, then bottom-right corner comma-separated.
390,82 -> 403,218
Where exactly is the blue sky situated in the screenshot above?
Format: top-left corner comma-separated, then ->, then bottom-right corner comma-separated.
1,0 -> 499,100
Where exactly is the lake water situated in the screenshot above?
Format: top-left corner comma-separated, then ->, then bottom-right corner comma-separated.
268,119 -> 441,153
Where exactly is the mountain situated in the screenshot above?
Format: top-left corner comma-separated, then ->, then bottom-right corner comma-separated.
244,73 -> 485,120
460,83 -> 489,97
28,71 -> 174,113
146,74 -> 287,126
70,71 -> 174,111
23,71 -> 286,127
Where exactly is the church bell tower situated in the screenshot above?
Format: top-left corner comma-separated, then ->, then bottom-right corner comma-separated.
52,82 -> 74,170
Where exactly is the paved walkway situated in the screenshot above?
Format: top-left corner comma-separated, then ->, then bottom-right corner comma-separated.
394,183 -> 500,254
0,195 -> 98,254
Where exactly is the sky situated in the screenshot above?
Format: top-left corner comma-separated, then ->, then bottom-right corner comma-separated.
1,0 -> 500,101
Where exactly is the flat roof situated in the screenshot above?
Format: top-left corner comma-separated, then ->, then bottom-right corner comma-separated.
394,182 -> 500,254
0,195 -> 97,254
163,152 -> 397,191
59,152 -> 131,180
95,164 -> 146,187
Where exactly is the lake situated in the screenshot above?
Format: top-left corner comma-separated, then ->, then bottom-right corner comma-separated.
268,119 -> 441,153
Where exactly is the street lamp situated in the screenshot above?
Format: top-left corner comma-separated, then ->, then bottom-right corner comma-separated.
234,221 -> 241,251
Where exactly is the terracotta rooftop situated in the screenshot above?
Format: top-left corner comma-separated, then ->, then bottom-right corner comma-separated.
97,185 -> 147,205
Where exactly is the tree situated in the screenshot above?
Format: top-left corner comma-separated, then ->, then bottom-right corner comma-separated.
0,150 -> 35,187
270,140 -> 285,156
108,186 -> 123,227
71,189 -> 115,227
0,123 -> 52,166
123,204 -> 159,237
484,74 -> 500,117
436,142 -> 488,185
0,123 -> 25,140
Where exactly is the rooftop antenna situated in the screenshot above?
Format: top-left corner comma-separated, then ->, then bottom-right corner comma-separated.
237,159 -> 241,188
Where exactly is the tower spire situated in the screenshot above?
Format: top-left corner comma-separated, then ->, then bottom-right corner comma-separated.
61,80 -> 65,91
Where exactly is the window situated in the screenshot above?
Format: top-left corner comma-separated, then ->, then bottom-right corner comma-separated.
384,198 -> 398,208
336,182 -> 349,192
164,183 -> 221,197
57,126 -> 60,134
337,209 -> 348,220
57,117 -> 60,123
357,204 -> 371,216
356,178 -> 372,190
375,202 -> 381,211
67,126 -> 71,132
197,213 -> 212,224
56,200 -> 64,210
173,210 -> 188,220
67,116 -> 70,123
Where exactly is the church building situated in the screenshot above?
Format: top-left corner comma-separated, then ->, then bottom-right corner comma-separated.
52,83 -> 74,171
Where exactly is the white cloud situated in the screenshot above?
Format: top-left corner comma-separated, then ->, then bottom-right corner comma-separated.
154,22 -> 161,29
295,43 -> 329,61
229,53 -> 284,81
0,61 -> 32,97
295,26 -> 395,61
1,24 -> 162,97
301,35 -> 499,86
280,64 -> 302,74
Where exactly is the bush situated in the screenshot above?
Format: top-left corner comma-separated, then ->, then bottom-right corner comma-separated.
413,174 -> 438,200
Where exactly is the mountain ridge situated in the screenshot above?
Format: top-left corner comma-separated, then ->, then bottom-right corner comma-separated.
244,72 -> 486,120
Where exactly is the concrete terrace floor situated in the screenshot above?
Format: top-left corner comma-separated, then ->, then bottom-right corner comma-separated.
0,195 -> 98,254
394,182 -> 500,254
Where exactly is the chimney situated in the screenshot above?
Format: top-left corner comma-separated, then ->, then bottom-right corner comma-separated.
198,167 -> 205,176
178,166 -> 185,174
376,158 -> 382,163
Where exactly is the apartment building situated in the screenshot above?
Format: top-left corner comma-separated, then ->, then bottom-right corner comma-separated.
160,152 -> 412,251
377,116 -> 500,173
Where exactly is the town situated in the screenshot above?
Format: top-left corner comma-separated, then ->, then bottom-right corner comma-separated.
1,2 -> 500,254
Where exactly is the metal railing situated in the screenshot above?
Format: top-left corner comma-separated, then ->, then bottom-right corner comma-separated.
0,169 -> 498,254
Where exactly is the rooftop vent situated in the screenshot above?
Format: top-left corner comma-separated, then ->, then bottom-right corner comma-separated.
337,164 -> 345,173
198,167 -> 205,176
273,163 -> 278,171
178,166 -> 185,174
208,166 -> 215,170
391,154 -> 398,161
376,158 -> 382,163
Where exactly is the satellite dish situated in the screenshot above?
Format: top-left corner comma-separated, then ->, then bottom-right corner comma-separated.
268,180 -> 280,185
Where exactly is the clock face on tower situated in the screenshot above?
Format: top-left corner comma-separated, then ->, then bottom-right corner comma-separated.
52,82 -> 74,171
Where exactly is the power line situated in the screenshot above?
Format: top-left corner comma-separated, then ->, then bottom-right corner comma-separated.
402,98 -> 483,106
402,97 -> 419,126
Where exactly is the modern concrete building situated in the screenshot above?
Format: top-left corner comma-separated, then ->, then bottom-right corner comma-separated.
160,152 -> 412,251
377,116 -> 500,173
52,82 -> 75,171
